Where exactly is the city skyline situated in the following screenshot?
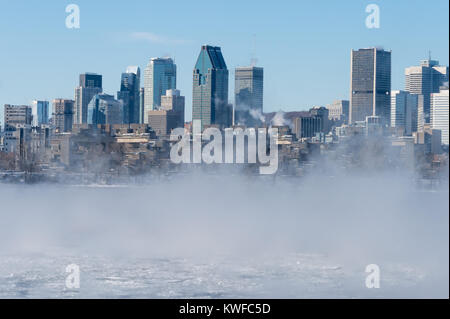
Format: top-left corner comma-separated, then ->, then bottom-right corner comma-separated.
0,0 -> 448,127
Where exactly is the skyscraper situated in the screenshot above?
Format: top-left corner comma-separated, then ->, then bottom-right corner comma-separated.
117,66 -> 141,124
192,45 -> 230,129
53,99 -> 74,132
31,100 -> 49,126
74,73 -> 103,124
390,90 -> 418,136
349,48 -> 391,125
235,66 -> 264,127
143,58 -> 176,123
430,87 -> 449,145
405,59 -> 449,128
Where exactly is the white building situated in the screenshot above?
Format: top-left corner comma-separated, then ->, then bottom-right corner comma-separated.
430,88 -> 449,145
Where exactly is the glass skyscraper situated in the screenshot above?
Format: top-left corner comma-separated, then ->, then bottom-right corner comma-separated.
235,66 -> 264,127
87,94 -> 123,125
31,100 -> 49,126
349,48 -> 391,125
192,45 -> 230,129
117,66 -> 140,124
74,73 -> 103,124
143,58 -> 176,123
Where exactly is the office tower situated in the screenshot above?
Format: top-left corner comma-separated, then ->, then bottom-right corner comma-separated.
405,59 -> 449,128
148,109 -> 180,138
117,66 -> 140,124
53,99 -> 74,132
87,94 -> 123,125
192,45 -> 230,129
310,106 -> 330,133
161,89 -> 185,128
74,73 -> 103,125
327,100 -> 349,122
3,104 -> 32,131
349,47 -> 391,124
234,66 -> 264,126
390,90 -> 418,136
143,58 -> 176,122
430,87 -> 449,145
31,100 -> 49,126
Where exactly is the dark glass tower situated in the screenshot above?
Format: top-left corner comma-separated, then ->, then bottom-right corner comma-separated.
192,45 -> 230,129
349,48 -> 391,125
117,66 -> 141,124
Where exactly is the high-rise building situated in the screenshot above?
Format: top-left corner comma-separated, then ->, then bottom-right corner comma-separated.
390,90 -> 418,136
192,45 -> 230,129
117,66 -> 141,124
405,59 -> 449,128
234,66 -> 264,127
327,100 -> 349,123
143,58 -> 176,122
31,100 -> 49,126
139,87 -> 145,124
74,73 -> 103,124
161,89 -> 185,129
3,104 -> 32,131
430,87 -> 449,145
87,94 -> 123,125
349,48 -> 391,125
53,99 -> 74,132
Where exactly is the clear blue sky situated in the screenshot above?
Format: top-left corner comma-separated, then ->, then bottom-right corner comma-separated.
0,0 -> 448,125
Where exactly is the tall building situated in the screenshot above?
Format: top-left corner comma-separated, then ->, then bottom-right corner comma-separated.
161,89 -> 185,129
74,73 -> 103,124
53,99 -> 74,132
430,87 -> 449,145
143,58 -> 176,122
405,59 -> 449,128
327,100 -> 349,123
310,106 -> 330,133
139,87 -> 145,124
3,104 -> 32,131
192,45 -> 230,129
117,66 -> 141,124
390,90 -> 418,136
31,100 -> 49,126
87,94 -> 123,125
349,48 -> 391,125
234,66 -> 264,126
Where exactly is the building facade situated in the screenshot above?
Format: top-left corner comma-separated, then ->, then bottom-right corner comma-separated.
192,45 -> 230,129
161,89 -> 185,129
143,58 -> 176,123
430,87 -> 449,145
88,94 -> 123,125
390,90 -> 418,136
74,73 -> 103,124
53,99 -> 74,133
117,66 -> 140,124
31,100 -> 49,126
234,66 -> 264,127
350,48 -> 391,125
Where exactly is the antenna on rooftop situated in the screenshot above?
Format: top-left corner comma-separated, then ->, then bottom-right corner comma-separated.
250,34 -> 258,67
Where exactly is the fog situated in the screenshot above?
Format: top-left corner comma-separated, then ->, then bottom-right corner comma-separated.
0,171 -> 448,298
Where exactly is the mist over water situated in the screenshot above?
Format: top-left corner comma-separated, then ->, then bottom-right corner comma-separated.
0,172 -> 448,298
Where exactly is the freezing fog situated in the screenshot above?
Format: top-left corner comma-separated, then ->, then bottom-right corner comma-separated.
0,172 -> 448,298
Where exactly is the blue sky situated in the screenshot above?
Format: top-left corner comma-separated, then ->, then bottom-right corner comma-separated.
0,0 -> 448,125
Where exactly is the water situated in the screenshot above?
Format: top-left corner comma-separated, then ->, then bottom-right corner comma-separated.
0,175 -> 448,298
